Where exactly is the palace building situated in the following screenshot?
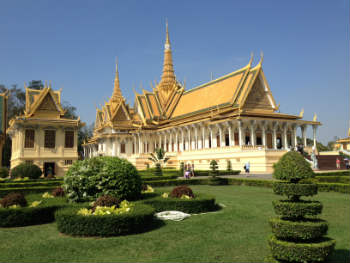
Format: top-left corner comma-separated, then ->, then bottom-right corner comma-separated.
7,84 -> 84,177
83,23 -> 321,172
0,92 -> 8,167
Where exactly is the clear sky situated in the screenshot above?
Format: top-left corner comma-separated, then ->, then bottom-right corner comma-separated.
0,0 -> 349,144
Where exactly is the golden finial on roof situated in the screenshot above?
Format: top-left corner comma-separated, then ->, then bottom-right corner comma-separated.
111,58 -> 123,102
299,108 -> 304,118
24,82 -> 27,89
49,80 -> 52,89
313,113 -> 317,122
258,51 -> 264,66
44,81 -> 48,88
165,18 -> 170,48
248,52 -> 254,66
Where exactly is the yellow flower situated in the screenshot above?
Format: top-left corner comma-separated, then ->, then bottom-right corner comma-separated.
162,192 -> 169,198
42,192 -> 54,198
180,194 -> 191,199
29,201 -> 42,207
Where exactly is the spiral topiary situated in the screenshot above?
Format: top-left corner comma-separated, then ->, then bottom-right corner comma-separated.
268,151 -> 335,262
63,156 -> 142,202
170,185 -> 195,198
0,192 -> 28,208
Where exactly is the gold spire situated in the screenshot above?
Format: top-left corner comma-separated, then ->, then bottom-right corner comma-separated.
111,58 -> 123,102
158,20 -> 176,97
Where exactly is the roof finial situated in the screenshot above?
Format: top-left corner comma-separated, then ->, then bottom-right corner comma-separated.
165,18 -> 170,48
248,52 -> 254,66
111,58 -> 122,102
313,113 -> 317,122
299,108 -> 304,118
115,57 -> 118,74
258,51 -> 264,66
24,82 -> 27,89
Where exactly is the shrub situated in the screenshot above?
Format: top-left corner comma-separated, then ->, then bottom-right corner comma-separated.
63,156 -> 142,202
0,192 -> 27,208
226,160 -> 232,171
268,151 -> 335,263
209,160 -> 219,177
209,177 -> 228,186
179,162 -> 184,176
11,163 -> 42,179
92,195 -> 120,211
154,163 -> 163,176
142,193 -> 217,213
55,203 -> 155,237
170,185 -> 195,198
273,151 -> 314,182
52,187 -> 65,197
0,167 -> 9,178
0,197 -> 67,227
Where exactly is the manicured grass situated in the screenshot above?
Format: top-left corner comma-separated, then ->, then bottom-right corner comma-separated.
0,186 -> 349,262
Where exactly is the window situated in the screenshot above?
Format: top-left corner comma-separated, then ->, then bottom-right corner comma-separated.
24,129 -> 35,148
65,131 -> 74,148
121,143 -> 126,153
45,130 -> 56,148
64,160 -> 73,165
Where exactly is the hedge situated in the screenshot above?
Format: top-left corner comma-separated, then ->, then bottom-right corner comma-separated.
138,170 -> 179,177
208,177 -> 228,186
55,203 -> 155,237
142,175 -> 178,182
0,186 -> 58,197
273,200 -> 323,218
268,235 -> 336,262
0,178 -> 63,184
0,181 -> 62,189
273,182 -> 318,197
269,217 -> 328,241
315,176 -> 350,184
141,193 -> 217,213
314,171 -> 349,177
0,197 -> 67,227
194,170 -> 240,177
316,183 -> 350,194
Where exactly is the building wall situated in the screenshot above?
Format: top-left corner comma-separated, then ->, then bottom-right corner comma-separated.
10,124 -> 79,177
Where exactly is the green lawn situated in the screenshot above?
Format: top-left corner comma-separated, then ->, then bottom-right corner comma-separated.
0,185 -> 349,263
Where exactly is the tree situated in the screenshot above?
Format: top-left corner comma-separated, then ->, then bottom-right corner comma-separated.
209,160 -> 218,177
148,148 -> 169,176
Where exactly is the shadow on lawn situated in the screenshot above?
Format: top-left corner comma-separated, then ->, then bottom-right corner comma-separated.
327,249 -> 350,263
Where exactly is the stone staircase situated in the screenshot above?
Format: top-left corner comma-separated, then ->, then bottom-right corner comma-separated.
316,155 -> 347,170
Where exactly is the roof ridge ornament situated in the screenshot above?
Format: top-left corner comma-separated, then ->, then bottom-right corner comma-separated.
258,51 -> 264,66
248,52 -> 254,67
299,108 -> 304,118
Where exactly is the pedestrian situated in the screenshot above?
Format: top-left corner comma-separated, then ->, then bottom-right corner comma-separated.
336,158 -> 341,169
190,163 -> 195,177
244,161 -> 250,175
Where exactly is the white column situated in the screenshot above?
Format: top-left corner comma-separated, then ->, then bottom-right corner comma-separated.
112,138 -> 116,156
193,126 -> 198,150
175,130 -> 178,152
198,126 -> 203,149
219,125 -> 225,147
312,125 -> 317,149
202,126 -> 207,149
250,121 -> 256,147
138,134 -> 142,154
187,127 -> 191,151
293,126 -> 298,147
180,129 -> 184,152
228,123 -> 232,146
238,120 -> 243,147
272,124 -> 277,150
262,123 -> 266,147
283,124 -> 288,149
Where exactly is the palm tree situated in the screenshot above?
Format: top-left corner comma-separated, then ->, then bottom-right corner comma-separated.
148,148 -> 169,176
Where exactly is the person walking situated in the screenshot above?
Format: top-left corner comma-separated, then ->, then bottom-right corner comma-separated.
336,158 -> 341,169
244,161 -> 250,175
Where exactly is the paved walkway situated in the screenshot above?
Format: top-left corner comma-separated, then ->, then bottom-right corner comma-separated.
178,173 -> 274,181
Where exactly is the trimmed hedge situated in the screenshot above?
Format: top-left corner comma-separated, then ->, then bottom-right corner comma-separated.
208,177 -> 228,186
0,186 -> 59,197
0,181 -> 62,189
141,193 -> 217,213
273,200 -> 323,218
142,175 -> 178,182
0,198 -> 67,227
269,217 -> 328,241
268,235 -> 336,262
194,170 -> 240,177
315,176 -> 350,184
273,182 -> 318,197
0,178 -> 63,184
55,203 -> 155,237
316,183 -> 350,194
314,171 -> 349,177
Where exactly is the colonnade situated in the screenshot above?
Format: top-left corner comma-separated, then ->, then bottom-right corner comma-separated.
83,119 -> 319,158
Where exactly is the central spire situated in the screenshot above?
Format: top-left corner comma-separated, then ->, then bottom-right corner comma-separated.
159,20 -> 176,95
111,58 -> 123,102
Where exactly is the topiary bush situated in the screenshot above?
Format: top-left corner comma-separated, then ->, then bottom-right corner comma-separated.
52,187 -> 65,197
11,163 -> 42,179
170,185 -> 195,198
92,195 -> 120,211
268,151 -> 335,262
55,203 -> 155,237
154,163 -> 163,176
0,192 -> 27,208
63,156 -> 142,202
0,167 -> 9,178
209,160 -> 219,177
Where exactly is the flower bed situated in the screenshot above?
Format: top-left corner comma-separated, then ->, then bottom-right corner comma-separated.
142,192 -> 217,213
55,202 -> 155,237
0,197 -> 67,227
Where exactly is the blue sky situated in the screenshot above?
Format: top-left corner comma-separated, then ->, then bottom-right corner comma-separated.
0,0 -> 348,144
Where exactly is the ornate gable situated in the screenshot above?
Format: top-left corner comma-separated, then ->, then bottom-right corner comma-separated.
37,93 -> 59,111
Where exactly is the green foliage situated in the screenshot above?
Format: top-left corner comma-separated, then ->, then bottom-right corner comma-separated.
273,182 -> 318,198
55,203 -> 155,237
170,185 -> 195,198
154,163 -> 163,176
0,192 -> 27,208
315,176 -> 350,184
268,235 -> 336,263
316,183 -> 350,194
148,148 -> 169,166
0,197 -> 67,227
226,160 -> 232,171
63,156 -> 142,202
314,171 -> 350,176
179,162 -> 184,176
0,167 -> 9,178
273,151 -> 314,182
142,193 -> 217,213
209,177 -> 228,186
272,200 -> 323,218
269,218 -> 328,241
92,195 -> 120,211
11,163 -> 42,179
194,170 -> 240,176
209,160 -> 219,177
142,175 -> 178,182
